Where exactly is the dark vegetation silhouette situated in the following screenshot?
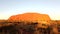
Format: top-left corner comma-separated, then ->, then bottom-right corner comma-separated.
0,20 -> 60,34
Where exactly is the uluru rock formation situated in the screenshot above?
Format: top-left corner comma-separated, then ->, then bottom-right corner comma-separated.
8,13 -> 51,22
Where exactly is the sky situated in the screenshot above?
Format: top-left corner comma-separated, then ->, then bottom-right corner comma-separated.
0,0 -> 60,20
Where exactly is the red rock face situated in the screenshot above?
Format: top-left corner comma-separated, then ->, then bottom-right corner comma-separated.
8,13 -> 51,22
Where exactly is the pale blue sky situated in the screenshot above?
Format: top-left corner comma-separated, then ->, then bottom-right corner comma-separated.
0,0 -> 60,20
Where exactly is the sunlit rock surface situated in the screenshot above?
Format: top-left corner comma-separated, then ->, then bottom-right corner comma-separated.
8,13 -> 51,23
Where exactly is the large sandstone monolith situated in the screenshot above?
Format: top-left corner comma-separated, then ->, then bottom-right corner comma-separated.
8,13 -> 51,22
